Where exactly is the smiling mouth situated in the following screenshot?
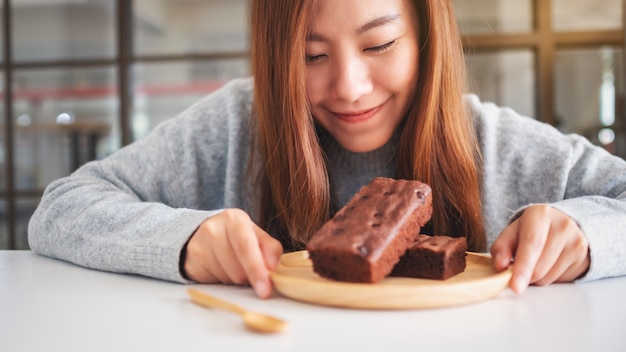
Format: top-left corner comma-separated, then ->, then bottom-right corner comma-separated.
334,103 -> 385,123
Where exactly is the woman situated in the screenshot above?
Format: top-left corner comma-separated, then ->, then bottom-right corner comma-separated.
28,0 -> 626,299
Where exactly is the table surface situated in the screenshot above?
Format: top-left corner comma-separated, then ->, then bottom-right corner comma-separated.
1,250 -> 625,352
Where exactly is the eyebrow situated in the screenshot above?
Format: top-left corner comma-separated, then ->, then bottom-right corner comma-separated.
306,13 -> 402,42
358,14 -> 401,34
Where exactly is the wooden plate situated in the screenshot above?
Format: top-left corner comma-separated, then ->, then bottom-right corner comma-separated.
270,250 -> 512,310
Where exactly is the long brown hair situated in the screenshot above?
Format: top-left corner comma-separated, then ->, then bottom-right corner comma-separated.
250,0 -> 486,252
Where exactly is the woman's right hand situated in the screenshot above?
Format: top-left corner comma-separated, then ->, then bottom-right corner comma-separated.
182,209 -> 283,299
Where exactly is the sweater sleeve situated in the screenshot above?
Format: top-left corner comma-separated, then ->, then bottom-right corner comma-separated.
27,78 -> 255,283
547,134 -> 626,282
468,94 -> 626,282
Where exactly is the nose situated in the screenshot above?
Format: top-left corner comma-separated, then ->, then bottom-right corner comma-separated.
332,56 -> 373,103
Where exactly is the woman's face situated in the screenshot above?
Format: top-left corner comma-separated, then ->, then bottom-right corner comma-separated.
306,0 -> 419,153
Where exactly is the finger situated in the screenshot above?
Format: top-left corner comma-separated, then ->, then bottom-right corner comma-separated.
224,211 -> 274,299
200,211 -> 258,285
556,213 -> 590,282
533,252 -> 569,286
254,224 -> 283,271
538,234 -> 589,285
510,206 -> 552,294
185,215 -> 246,284
184,255 -> 219,283
490,221 -> 518,272
211,234 -> 249,285
533,210 -> 589,285
556,252 -> 590,283
558,234 -> 590,282
204,244 -> 234,283
528,230 -> 564,284
533,248 -> 588,286
183,232 -> 226,283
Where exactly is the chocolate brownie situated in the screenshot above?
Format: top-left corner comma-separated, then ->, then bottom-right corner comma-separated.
391,234 -> 467,280
306,177 -> 433,283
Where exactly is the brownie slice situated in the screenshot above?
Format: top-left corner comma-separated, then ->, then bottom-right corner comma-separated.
306,177 -> 433,283
391,234 -> 467,280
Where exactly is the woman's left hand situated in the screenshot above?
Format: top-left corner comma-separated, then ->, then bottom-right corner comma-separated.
490,204 -> 590,294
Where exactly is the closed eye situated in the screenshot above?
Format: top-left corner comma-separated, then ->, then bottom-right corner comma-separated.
306,39 -> 398,63
365,39 -> 398,54
306,53 -> 326,64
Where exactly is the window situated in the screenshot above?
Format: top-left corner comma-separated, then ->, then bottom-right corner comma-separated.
1,0 -> 624,249
0,0 -> 249,249
455,0 -> 625,157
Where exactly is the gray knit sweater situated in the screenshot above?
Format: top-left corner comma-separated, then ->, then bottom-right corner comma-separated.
28,78 -> 626,283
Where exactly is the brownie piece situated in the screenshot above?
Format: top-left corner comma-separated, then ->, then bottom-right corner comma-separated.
306,177 -> 433,283
391,234 -> 467,280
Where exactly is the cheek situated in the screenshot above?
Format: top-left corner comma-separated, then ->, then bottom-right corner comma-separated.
305,69 -> 326,106
380,49 -> 419,91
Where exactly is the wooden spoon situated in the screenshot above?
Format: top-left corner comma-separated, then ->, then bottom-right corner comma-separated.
187,288 -> 288,334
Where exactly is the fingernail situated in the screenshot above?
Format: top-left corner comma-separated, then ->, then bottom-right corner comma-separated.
492,253 -> 504,268
254,279 -> 269,298
268,254 -> 279,270
496,254 -> 512,270
513,276 -> 528,295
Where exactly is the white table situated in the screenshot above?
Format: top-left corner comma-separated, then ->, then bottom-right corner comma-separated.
1,250 -> 625,352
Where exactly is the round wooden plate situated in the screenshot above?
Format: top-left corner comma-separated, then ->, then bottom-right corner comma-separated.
270,250 -> 512,310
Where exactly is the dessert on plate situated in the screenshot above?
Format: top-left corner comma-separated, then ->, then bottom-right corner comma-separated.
391,234 -> 468,280
306,177 -> 433,283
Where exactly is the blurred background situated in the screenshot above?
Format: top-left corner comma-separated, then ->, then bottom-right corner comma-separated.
0,0 -> 623,249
